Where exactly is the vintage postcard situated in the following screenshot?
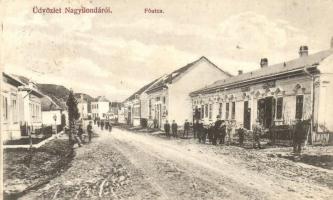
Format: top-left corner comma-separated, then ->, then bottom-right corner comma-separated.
1,0 -> 333,199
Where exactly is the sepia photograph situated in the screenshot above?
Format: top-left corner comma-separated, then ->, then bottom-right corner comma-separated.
1,0 -> 333,199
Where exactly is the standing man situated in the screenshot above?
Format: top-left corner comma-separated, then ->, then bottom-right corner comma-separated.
153,118 -> 158,128
105,120 -> 109,131
293,119 -> 305,154
193,120 -> 198,139
87,121 -> 93,142
101,120 -> 104,130
108,120 -> 113,132
213,115 -> 222,145
97,120 -> 100,128
183,119 -> 190,138
220,120 -> 226,144
171,120 -> 178,137
237,123 -> 245,146
77,124 -> 84,143
164,120 -> 170,137
197,120 -> 204,143
252,119 -> 262,149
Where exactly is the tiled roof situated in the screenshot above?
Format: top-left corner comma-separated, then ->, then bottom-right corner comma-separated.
124,76 -> 162,102
192,48 -> 333,95
146,56 -> 232,93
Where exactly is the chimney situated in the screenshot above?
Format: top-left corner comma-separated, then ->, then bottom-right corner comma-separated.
238,70 -> 243,75
299,46 -> 308,57
260,58 -> 268,68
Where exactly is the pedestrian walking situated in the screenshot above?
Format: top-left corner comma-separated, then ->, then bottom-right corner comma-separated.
164,120 -> 170,137
73,128 -> 82,147
237,124 -> 245,146
252,119 -> 262,149
97,120 -> 100,127
101,120 -> 104,130
183,119 -> 190,138
105,120 -> 109,130
293,119 -> 306,154
108,121 -> 113,132
171,120 -> 178,137
87,121 -> 93,142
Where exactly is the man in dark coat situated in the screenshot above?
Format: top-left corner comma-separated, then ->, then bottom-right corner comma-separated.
105,120 -> 109,130
197,120 -> 204,143
213,115 -> 222,145
87,121 -> 93,142
108,121 -> 112,132
171,120 -> 178,137
164,120 -> 170,137
97,120 -> 100,127
193,120 -> 198,139
183,119 -> 190,138
77,124 -> 84,143
293,119 -> 306,154
237,123 -> 245,146
220,120 -> 226,144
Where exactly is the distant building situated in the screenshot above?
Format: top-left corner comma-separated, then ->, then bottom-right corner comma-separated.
191,41 -> 333,143
1,73 -> 25,140
91,96 -> 110,120
77,98 -> 89,119
123,56 -> 232,128
41,95 -> 63,125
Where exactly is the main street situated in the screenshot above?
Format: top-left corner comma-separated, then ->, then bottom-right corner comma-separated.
22,127 -> 333,200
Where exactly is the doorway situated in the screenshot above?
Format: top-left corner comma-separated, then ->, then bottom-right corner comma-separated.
243,101 -> 251,130
257,97 -> 275,128
155,104 -> 162,128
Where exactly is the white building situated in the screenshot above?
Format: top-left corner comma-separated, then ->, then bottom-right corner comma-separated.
124,56 -> 232,128
1,73 -> 25,141
41,95 -> 63,131
77,98 -> 89,119
91,96 -> 110,120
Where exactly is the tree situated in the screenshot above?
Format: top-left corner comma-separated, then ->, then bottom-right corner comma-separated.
66,89 -> 80,144
61,113 -> 66,130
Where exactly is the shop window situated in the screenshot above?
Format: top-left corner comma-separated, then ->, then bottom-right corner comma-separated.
225,103 -> 229,119
276,97 -> 283,119
295,95 -> 303,119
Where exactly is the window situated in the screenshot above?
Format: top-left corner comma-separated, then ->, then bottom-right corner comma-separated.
209,104 -> 213,119
205,104 -> 208,118
219,103 -> 222,118
2,96 -> 8,121
201,105 -> 204,119
231,102 -> 235,119
295,95 -> 303,119
163,97 -> 166,104
225,103 -> 229,119
12,99 -> 17,122
276,97 -> 283,119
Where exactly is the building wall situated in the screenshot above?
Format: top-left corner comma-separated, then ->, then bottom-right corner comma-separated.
91,101 -> 110,119
168,59 -> 231,125
1,79 -> 22,141
317,73 -> 333,133
20,91 -> 42,127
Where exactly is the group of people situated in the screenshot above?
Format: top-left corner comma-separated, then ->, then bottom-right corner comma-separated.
72,121 -> 93,147
95,119 -> 113,132
162,115 -> 265,148
192,116 -> 249,147
163,119 -> 191,138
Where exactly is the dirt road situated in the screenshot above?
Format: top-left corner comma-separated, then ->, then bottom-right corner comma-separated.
22,127 -> 333,200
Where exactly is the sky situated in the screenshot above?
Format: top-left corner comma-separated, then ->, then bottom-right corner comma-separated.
2,0 -> 333,101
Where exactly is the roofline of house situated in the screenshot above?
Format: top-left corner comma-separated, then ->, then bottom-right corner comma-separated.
190,65 -> 318,96
3,72 -> 25,87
